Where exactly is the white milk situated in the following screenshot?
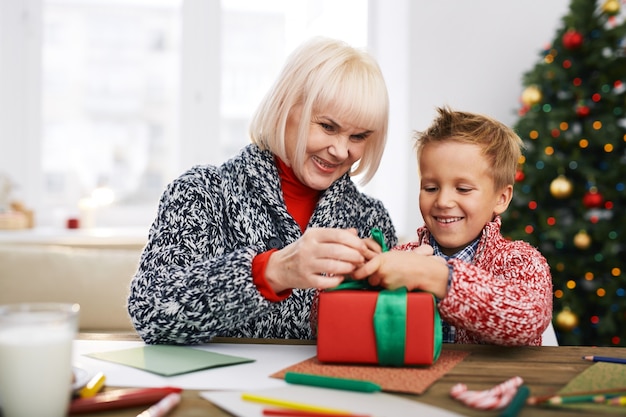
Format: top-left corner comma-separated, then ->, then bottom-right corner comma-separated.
0,307 -> 77,417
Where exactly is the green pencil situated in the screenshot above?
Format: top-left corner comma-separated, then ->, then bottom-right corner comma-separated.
284,372 -> 382,393
527,386 -> 626,405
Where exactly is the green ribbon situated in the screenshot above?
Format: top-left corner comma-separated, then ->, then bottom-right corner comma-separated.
373,286 -> 408,366
328,227 -> 442,365
370,228 -> 407,366
433,304 -> 442,362
370,227 -> 388,252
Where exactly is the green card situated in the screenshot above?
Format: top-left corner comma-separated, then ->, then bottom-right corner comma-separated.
551,362 -> 626,414
86,345 -> 255,376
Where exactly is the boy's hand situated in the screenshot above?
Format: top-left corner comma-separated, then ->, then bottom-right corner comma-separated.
351,245 -> 449,298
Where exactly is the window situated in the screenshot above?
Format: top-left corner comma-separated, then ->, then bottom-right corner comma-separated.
37,0 -> 367,228
42,0 -> 181,227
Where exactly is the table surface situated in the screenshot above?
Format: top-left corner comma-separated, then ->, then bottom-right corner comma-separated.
74,333 -> 624,417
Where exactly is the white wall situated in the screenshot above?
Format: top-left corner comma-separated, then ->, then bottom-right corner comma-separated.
367,0 -> 412,241
367,0 -> 570,241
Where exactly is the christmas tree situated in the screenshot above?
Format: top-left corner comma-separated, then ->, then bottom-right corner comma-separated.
502,0 -> 626,346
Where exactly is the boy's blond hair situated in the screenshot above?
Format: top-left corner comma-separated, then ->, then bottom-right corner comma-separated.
414,106 -> 524,190
249,37 -> 389,185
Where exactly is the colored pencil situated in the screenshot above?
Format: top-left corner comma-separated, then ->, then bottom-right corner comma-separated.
607,396 -> 626,406
284,372 -> 381,393
69,387 -> 183,414
527,386 -> 626,405
262,408 -> 371,417
582,355 -> 626,364
547,393 -> 622,405
136,393 -> 181,417
78,371 -> 106,398
242,393 -> 352,415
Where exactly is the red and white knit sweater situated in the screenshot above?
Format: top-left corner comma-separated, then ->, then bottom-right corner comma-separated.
397,217 -> 553,346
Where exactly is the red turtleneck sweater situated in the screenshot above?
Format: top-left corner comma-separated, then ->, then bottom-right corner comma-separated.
252,157 -> 320,301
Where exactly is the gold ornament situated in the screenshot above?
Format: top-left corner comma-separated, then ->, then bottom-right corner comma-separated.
550,175 -> 573,199
521,86 -> 542,106
555,308 -> 579,332
602,0 -> 620,15
574,230 -> 591,249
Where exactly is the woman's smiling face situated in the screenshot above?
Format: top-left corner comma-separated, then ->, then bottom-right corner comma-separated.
284,104 -> 373,190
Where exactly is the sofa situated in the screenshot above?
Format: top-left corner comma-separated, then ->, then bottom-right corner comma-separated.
0,239 -> 560,345
0,242 -> 143,332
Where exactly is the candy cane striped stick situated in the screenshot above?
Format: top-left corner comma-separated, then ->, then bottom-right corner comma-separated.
450,376 -> 524,410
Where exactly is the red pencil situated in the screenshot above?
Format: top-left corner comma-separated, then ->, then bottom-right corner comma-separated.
262,408 -> 371,417
68,386 -> 183,414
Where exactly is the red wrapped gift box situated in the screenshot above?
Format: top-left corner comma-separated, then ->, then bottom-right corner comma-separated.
317,289 -> 440,366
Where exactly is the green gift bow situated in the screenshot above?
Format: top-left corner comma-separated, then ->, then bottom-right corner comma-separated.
328,228 -> 442,366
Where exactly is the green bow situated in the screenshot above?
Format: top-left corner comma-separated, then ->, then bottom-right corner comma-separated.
329,227 -> 442,366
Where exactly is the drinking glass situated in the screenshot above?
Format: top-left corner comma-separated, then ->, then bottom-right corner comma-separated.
0,302 -> 80,417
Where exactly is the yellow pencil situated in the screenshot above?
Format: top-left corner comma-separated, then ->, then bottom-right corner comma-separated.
79,371 -> 106,398
241,393 -> 352,414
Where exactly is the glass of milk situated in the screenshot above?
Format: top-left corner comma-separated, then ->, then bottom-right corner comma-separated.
0,303 -> 80,417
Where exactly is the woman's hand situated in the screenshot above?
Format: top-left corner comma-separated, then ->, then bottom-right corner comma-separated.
264,228 -> 381,292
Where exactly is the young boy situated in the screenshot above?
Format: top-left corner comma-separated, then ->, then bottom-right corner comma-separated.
352,106 -> 553,346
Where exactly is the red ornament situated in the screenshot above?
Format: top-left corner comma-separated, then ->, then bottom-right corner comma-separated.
518,104 -> 530,116
562,29 -> 583,49
576,105 -> 590,117
583,190 -> 604,208
515,169 -> 525,182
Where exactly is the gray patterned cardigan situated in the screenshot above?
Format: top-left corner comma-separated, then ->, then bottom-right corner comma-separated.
127,144 -> 397,344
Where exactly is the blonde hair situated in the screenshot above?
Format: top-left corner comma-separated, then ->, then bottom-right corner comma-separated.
249,37 -> 389,184
414,106 -> 524,190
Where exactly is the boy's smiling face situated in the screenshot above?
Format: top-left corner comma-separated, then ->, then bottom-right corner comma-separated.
418,140 -> 513,256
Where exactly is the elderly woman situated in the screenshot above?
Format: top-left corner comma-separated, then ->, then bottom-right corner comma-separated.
128,37 -> 397,344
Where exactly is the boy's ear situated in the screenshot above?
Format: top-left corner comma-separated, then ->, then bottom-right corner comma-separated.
494,184 -> 514,216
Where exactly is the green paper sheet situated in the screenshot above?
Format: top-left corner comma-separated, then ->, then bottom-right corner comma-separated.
547,362 -> 626,414
86,345 -> 255,376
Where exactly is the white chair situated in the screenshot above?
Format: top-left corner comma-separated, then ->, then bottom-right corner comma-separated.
541,321 -> 559,346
